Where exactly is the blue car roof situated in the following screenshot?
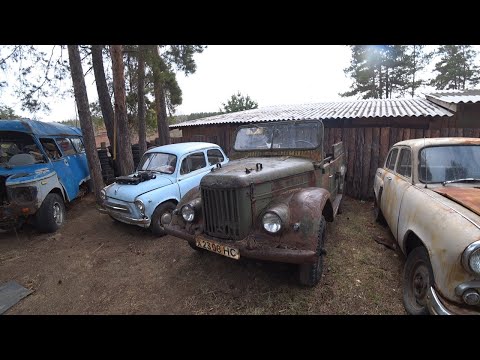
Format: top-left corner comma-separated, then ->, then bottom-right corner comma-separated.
0,119 -> 82,136
145,142 -> 221,157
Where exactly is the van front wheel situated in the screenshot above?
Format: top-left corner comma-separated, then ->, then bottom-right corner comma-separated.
36,193 -> 66,233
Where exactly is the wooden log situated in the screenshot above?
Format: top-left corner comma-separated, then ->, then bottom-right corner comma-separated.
362,127 -> 373,199
370,127 -> 380,198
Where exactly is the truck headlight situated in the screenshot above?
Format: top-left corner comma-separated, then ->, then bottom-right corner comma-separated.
134,199 -> 145,215
100,189 -> 107,200
262,212 -> 282,233
462,241 -> 480,275
181,204 -> 195,222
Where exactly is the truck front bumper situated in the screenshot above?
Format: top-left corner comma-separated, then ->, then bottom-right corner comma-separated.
98,206 -> 150,226
164,225 -> 318,265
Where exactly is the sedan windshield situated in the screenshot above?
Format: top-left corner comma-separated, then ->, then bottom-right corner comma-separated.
234,121 -> 322,151
138,152 -> 177,174
418,145 -> 480,183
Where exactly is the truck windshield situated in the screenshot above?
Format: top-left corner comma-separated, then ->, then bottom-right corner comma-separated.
0,131 -> 45,167
234,121 -> 321,151
418,145 -> 480,183
138,152 -> 177,174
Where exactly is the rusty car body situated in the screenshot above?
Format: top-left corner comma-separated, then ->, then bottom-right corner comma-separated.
0,119 -> 89,233
374,137 -> 480,315
162,119 -> 346,286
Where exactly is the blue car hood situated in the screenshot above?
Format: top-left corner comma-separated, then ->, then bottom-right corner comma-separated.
0,164 -> 55,186
106,174 -> 174,202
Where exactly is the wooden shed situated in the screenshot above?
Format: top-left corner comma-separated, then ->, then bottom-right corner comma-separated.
170,90 -> 480,200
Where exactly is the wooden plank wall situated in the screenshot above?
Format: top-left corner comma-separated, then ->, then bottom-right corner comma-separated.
175,123 -> 480,200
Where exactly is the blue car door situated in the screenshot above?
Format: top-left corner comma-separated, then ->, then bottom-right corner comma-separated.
177,151 -> 211,198
39,137 -> 78,201
66,137 -> 90,183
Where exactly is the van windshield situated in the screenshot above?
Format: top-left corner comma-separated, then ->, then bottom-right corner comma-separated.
0,131 -> 45,167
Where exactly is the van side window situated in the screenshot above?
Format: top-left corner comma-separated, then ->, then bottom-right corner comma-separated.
56,138 -> 76,156
70,137 -> 85,153
180,152 -> 207,175
40,138 -> 62,160
207,149 -> 224,165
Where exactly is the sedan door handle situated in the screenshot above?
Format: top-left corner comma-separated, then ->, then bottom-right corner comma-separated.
386,176 -> 392,181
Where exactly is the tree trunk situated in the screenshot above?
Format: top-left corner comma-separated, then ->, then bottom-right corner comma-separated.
67,45 -> 104,204
91,45 -> 115,148
137,46 -> 147,156
152,46 -> 171,146
110,45 -> 134,175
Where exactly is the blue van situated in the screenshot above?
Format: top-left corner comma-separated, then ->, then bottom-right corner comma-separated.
0,119 -> 90,232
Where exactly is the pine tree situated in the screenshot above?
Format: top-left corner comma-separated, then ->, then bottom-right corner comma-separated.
222,92 -> 258,113
430,45 -> 480,90
404,45 -> 432,97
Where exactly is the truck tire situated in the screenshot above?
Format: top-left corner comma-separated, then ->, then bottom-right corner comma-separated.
35,193 -> 66,233
150,201 -> 176,237
299,216 -> 326,287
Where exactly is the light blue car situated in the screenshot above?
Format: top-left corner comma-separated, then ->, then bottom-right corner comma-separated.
98,142 -> 229,236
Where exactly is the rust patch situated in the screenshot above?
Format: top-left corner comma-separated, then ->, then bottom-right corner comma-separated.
433,187 -> 480,217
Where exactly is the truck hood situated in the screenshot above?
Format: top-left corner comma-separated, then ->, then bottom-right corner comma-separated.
0,164 -> 55,186
201,156 -> 314,188
106,174 -> 174,202
433,187 -> 480,217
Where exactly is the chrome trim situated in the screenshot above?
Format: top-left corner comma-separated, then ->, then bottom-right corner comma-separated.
426,287 -> 452,315
104,203 -> 129,213
455,280 -> 480,296
462,241 -> 480,275
98,207 -> 149,225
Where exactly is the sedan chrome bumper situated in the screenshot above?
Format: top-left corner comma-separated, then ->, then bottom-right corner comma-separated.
426,287 -> 452,315
98,206 -> 150,226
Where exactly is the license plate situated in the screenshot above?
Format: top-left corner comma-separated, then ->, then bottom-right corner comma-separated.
195,237 -> 240,260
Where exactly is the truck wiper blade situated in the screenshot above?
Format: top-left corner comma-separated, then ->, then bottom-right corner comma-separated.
442,178 -> 480,186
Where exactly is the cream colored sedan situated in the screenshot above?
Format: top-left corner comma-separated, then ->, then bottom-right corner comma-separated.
374,138 -> 480,315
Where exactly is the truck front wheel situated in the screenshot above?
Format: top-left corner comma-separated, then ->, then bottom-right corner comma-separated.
299,216 -> 326,287
35,193 -> 66,233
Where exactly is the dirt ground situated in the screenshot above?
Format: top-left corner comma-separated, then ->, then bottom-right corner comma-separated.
0,194 -> 406,315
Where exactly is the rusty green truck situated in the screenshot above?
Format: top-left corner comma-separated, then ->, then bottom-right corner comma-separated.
162,119 -> 346,286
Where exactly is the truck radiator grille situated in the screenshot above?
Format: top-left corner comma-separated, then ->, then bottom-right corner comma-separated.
202,187 -> 241,240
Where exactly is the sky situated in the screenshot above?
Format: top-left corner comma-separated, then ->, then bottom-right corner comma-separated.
2,45 -> 479,122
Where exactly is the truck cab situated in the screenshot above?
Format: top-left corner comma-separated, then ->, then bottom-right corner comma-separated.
163,119 -> 346,286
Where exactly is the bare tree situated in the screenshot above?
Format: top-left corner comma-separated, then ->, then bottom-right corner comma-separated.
110,45 -> 134,175
67,45 -> 104,204
91,45 -> 115,148
137,45 -> 147,156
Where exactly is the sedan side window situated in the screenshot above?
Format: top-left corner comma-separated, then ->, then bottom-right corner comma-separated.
386,148 -> 399,171
207,149 -> 225,165
180,152 -> 207,175
397,148 -> 412,178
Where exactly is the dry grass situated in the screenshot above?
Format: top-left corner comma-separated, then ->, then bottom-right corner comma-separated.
0,195 -> 406,315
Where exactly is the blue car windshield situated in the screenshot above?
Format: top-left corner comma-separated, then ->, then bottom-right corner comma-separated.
138,152 -> 177,174
0,131 -> 46,167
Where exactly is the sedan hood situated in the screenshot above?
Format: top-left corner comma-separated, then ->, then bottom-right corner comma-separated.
433,187 -> 480,217
106,174 -> 173,202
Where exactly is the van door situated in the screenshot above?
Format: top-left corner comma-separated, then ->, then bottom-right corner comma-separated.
39,138 -> 78,201
67,137 -> 90,183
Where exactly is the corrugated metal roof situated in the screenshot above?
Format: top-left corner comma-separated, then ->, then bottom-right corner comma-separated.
425,89 -> 480,104
170,97 -> 452,128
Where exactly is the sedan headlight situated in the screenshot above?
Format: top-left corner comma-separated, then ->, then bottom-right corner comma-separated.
181,204 -> 195,222
462,241 -> 480,275
100,189 -> 107,200
134,199 -> 145,215
262,212 -> 282,233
